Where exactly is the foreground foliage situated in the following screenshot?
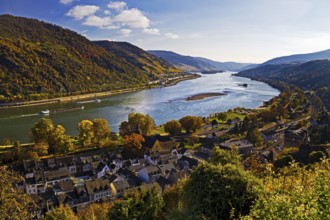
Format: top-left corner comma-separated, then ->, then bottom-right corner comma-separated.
0,166 -> 35,220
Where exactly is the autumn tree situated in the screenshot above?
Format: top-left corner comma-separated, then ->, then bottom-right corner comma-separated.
0,166 -> 36,219
44,204 -> 77,220
92,118 -> 110,146
31,118 -> 54,144
33,142 -> 49,156
179,116 -> 203,134
49,125 -> 74,154
120,113 -> 155,136
123,133 -> 145,151
77,120 -> 94,147
164,120 -> 182,136
77,203 -> 113,220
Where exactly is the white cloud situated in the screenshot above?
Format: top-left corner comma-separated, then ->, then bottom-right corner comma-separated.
104,10 -> 111,15
120,29 -> 132,36
165,32 -> 179,39
143,28 -> 160,35
83,15 -> 118,29
66,5 -> 99,20
107,1 -> 127,11
60,0 -> 73,5
114,8 -> 150,29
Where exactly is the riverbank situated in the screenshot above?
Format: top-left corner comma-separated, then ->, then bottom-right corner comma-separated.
186,92 -> 225,101
0,74 -> 200,108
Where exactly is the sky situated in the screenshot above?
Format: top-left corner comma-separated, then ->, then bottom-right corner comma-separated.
1,0 -> 330,63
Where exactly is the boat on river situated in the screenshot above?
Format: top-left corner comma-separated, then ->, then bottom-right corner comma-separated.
40,109 -> 50,115
76,99 -> 101,104
40,106 -> 84,115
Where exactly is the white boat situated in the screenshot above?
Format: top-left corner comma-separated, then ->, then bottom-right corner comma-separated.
40,109 -> 50,115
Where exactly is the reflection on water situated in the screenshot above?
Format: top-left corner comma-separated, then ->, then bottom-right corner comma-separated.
0,72 -> 279,142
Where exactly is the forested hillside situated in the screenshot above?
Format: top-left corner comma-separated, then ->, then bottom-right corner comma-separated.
237,60 -> 330,109
148,50 -> 254,71
0,14 -> 178,103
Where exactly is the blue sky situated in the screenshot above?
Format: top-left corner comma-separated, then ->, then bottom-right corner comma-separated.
1,0 -> 330,63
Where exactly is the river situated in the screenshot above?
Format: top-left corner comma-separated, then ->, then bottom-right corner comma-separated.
0,72 -> 280,142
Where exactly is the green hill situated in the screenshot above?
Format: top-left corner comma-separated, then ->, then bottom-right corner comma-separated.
237,60 -> 330,110
0,14 -> 178,103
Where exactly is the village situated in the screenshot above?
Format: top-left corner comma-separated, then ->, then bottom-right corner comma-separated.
8,87 -> 329,218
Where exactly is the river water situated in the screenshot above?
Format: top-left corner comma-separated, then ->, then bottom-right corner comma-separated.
0,72 -> 279,142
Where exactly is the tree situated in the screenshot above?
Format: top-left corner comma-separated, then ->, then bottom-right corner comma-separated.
33,142 -> 49,156
31,118 -> 54,143
210,146 -> 241,166
77,120 -> 94,147
92,118 -> 110,146
49,125 -> 73,154
211,119 -> 218,127
44,204 -> 77,220
123,133 -> 145,151
183,163 -> 261,219
0,166 -> 36,220
217,112 -> 227,123
120,113 -> 155,136
164,120 -> 182,136
108,187 -> 165,220
246,128 -> 263,147
77,203 -> 113,220
179,116 -> 203,133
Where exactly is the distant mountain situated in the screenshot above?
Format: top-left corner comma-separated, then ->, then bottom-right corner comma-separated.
148,50 -> 255,71
262,49 -> 330,65
0,14 -> 178,103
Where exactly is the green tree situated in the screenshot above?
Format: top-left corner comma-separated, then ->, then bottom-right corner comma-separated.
77,120 -> 94,147
164,120 -> 182,136
92,118 -> 110,146
210,146 -> 241,166
179,116 -> 203,134
0,166 -> 36,220
246,128 -> 263,147
183,163 -> 261,219
108,187 -> 164,219
217,112 -> 227,123
44,204 -> 77,220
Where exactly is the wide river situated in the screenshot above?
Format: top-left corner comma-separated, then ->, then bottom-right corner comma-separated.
0,72 -> 279,142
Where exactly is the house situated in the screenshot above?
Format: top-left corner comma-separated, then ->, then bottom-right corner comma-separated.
85,179 -> 111,202
157,163 -> 176,177
43,170 -> 70,187
284,129 -> 308,148
25,177 -> 46,195
94,162 -> 110,178
143,135 -> 178,153
138,164 -> 162,183
110,179 -> 135,198
192,151 -> 211,161
177,156 -> 198,170
219,139 -> 254,155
